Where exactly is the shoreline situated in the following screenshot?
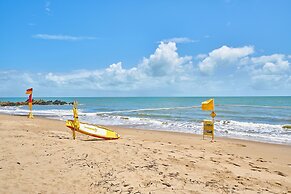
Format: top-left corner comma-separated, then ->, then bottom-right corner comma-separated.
113,125 -> 291,147
1,112 -> 290,146
0,114 -> 290,193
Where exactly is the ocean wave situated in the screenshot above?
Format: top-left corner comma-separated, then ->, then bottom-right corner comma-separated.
1,105 -> 290,145
93,115 -> 290,144
73,112 -> 291,144
217,104 -> 291,109
0,107 -> 73,117
93,106 -> 195,114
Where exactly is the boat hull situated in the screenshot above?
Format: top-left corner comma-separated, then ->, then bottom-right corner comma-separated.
66,120 -> 120,140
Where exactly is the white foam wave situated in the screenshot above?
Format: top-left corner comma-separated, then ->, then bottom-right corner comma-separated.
0,107 -> 72,117
1,106 -> 290,145
94,106 -> 194,114
215,120 -> 291,144
217,104 -> 291,109
78,114 -> 291,145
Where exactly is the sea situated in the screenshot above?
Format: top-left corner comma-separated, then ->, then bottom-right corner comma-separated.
0,97 -> 290,145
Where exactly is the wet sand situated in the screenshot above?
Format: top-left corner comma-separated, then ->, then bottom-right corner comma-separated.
0,114 -> 290,193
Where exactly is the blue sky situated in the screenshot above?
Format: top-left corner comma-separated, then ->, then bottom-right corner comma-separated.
0,0 -> 290,97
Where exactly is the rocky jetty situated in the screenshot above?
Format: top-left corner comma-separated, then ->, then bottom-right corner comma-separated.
0,99 -> 73,106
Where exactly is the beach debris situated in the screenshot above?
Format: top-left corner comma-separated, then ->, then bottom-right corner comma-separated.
282,125 -> 291,129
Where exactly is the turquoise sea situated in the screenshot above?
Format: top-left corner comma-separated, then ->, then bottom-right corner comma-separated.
0,97 -> 290,144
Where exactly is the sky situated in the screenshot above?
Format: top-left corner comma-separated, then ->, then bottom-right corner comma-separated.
0,0 -> 290,97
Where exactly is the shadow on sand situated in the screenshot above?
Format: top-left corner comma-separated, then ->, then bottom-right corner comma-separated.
81,138 -> 118,142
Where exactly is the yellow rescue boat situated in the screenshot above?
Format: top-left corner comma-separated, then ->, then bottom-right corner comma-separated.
66,101 -> 120,140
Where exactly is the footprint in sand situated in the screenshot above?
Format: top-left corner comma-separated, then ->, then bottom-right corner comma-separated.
256,158 -> 268,163
168,172 -> 179,177
249,162 -> 269,172
210,157 -> 220,164
162,182 -> 171,187
226,160 -> 240,167
274,171 -> 287,177
214,151 -> 223,156
236,143 -> 247,147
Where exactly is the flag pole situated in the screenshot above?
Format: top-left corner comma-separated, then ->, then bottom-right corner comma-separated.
211,99 -> 215,142
28,102 -> 34,118
72,101 -> 79,139
26,88 -> 34,119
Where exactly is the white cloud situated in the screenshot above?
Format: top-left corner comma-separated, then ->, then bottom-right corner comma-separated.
32,34 -> 97,41
139,42 -> 192,77
0,71 -> 37,96
44,42 -> 193,92
45,1 -> 51,14
45,71 -> 95,85
198,45 -> 254,74
248,54 -> 290,75
196,45 -> 290,91
250,74 -> 289,90
161,37 -> 198,44
196,54 -> 207,60
1,43 -> 290,96
253,55 -> 289,74
247,54 -> 290,89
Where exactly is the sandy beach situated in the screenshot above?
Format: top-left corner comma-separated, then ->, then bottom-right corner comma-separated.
0,114 -> 290,194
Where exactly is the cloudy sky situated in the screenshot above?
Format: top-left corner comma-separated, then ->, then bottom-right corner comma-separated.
0,0 -> 290,97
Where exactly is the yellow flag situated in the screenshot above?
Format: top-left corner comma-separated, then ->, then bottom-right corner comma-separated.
202,98 -> 214,111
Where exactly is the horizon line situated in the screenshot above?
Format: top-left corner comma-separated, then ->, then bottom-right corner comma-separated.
1,95 -> 290,98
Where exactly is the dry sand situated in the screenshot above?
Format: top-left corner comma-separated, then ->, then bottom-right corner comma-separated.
0,114 -> 290,194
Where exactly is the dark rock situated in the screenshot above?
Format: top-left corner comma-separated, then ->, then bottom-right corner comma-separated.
0,99 -> 73,106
